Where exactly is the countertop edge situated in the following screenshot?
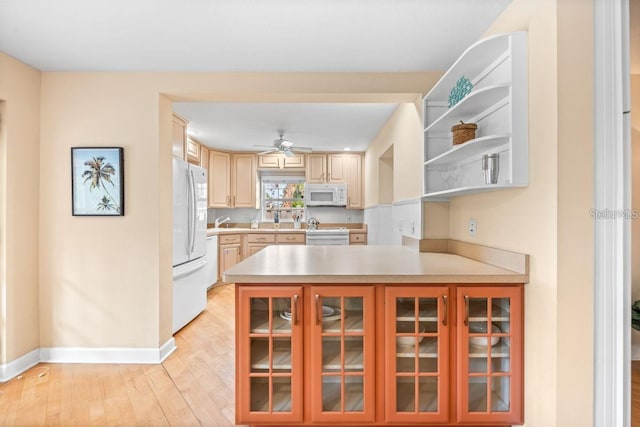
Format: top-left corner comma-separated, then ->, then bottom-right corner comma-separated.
222,274 -> 528,284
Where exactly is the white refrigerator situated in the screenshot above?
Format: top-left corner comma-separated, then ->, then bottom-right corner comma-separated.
172,158 -> 208,333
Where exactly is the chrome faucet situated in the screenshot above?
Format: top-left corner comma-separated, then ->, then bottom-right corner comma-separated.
215,216 -> 231,228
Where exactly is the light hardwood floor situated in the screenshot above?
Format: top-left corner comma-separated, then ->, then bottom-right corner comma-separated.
633,361 -> 640,426
0,284 -> 245,427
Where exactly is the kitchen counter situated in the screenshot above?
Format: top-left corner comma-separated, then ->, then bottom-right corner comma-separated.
223,244 -> 529,284
207,226 -> 367,237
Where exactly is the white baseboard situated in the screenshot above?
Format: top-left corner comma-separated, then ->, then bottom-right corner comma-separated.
632,344 -> 640,361
0,338 -> 178,382
0,348 -> 41,382
41,337 -> 177,364
159,337 -> 177,362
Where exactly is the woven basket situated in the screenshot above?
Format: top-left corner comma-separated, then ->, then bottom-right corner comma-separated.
451,121 -> 477,145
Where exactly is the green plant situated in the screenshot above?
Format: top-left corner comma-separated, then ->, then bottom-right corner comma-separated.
633,301 -> 640,331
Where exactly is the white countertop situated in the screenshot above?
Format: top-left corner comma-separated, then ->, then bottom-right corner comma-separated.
222,245 -> 528,284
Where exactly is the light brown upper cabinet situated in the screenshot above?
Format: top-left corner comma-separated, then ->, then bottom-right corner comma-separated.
306,153 -> 363,209
199,145 -> 209,171
327,154 -> 346,183
186,137 -> 200,165
258,153 -> 306,169
305,154 -> 327,184
344,154 -> 363,209
209,150 -> 231,208
231,153 -> 257,208
172,113 -> 188,160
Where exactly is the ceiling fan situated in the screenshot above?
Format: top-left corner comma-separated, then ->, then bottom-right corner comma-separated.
255,131 -> 312,157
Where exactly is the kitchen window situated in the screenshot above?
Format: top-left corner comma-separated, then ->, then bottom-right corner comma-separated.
261,176 -> 305,223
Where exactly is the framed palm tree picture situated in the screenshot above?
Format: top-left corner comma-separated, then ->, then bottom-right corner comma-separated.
71,147 -> 124,216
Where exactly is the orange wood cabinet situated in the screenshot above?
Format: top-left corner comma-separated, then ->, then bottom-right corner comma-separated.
235,283 -> 524,426
236,286 -> 304,424
455,286 -> 523,425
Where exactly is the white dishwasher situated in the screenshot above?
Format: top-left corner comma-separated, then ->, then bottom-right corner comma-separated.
205,235 -> 218,289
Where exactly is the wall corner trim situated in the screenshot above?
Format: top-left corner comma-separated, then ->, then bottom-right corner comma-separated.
0,348 -> 40,383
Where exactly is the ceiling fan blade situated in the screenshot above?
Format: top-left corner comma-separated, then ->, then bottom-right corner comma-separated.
292,146 -> 313,153
254,144 -> 277,148
257,149 -> 277,155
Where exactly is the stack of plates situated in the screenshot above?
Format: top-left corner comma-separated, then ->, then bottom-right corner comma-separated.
280,306 -> 341,322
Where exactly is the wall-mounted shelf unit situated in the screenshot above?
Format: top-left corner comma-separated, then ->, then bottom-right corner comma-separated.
422,32 -> 528,200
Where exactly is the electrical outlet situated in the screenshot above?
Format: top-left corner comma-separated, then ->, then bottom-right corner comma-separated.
468,218 -> 477,236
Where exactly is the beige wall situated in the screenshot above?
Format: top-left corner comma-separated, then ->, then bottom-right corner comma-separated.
364,90 -> 441,207
448,0 -> 593,425
0,52 -> 41,363
37,73 -> 436,350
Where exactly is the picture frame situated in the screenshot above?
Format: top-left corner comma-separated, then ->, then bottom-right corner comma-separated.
71,147 -> 124,216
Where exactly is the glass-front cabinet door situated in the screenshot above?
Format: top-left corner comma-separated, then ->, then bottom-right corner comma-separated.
384,286 -> 450,424
457,286 -> 523,425
236,286 -> 303,424
309,286 -> 375,423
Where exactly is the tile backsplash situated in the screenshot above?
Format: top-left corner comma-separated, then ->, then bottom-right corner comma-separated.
207,207 -> 363,225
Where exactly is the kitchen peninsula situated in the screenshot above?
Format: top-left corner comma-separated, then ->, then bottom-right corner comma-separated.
225,244 -> 527,426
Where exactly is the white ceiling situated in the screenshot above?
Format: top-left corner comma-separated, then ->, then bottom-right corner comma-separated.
0,0 -> 513,152
0,0 -> 511,72
173,102 -> 400,152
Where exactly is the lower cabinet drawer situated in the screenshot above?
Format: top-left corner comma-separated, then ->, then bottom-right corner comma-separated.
247,233 -> 276,243
350,232 -> 367,244
276,233 -> 305,244
219,234 -> 241,244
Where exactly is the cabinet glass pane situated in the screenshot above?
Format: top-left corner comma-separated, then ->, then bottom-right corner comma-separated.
322,337 -> 363,372
250,377 -> 269,412
396,377 -> 415,412
344,376 -> 364,412
396,376 -> 440,413
468,377 -> 488,412
345,337 -> 364,372
272,377 -> 293,412
322,337 -> 341,372
321,297 -> 342,333
418,376 -> 438,412
491,376 -> 511,412
419,297 -> 439,333
344,297 -> 363,333
250,297 -> 292,333
491,336 -> 511,373
492,297 -> 511,334
321,376 -> 365,413
469,357 -> 488,374
418,352 -> 438,373
250,338 -> 291,373
469,297 -> 488,319
322,376 -> 341,412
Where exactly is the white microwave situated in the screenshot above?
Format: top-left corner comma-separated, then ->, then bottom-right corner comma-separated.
305,183 -> 347,206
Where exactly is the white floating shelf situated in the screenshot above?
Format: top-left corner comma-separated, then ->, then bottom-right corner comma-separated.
423,84 -> 510,136
422,32 -> 528,199
422,184 -> 527,201
424,134 -> 511,168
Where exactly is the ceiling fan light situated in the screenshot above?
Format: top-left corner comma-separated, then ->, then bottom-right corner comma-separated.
283,149 -> 294,157
280,140 -> 293,148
